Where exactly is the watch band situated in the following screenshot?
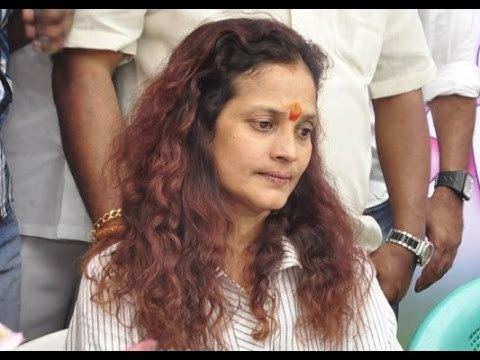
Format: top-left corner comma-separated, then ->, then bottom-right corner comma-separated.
386,229 -> 434,267
435,170 -> 473,200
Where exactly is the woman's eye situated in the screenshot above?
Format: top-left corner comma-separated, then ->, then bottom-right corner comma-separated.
252,120 -> 273,131
297,126 -> 313,139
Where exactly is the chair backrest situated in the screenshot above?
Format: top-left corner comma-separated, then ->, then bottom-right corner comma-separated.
14,329 -> 68,351
408,277 -> 480,351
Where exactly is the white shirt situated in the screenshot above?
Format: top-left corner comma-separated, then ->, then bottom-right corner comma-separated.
4,46 -> 92,241
368,9 -> 480,209
65,239 -> 402,350
61,9 -> 435,251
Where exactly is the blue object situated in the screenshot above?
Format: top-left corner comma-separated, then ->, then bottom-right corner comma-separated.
0,210 -> 21,331
408,277 -> 480,351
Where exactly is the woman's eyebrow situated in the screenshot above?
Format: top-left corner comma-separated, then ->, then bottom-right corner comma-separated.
240,106 -> 284,117
241,106 -> 317,120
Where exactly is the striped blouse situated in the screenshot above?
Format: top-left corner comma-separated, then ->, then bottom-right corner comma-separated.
66,240 -> 402,351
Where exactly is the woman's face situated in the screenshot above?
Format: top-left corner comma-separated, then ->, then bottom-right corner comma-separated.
211,60 -> 317,216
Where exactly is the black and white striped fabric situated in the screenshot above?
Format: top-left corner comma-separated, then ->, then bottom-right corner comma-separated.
66,240 -> 402,351
0,9 -> 13,219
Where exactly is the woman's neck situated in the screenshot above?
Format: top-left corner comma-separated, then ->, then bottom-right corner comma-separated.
224,209 -> 269,289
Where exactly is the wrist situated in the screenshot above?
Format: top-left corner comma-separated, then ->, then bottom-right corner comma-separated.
435,170 -> 473,201
91,208 -> 123,241
393,218 -> 426,240
386,241 -> 417,266
387,228 -> 434,267
433,185 -> 464,207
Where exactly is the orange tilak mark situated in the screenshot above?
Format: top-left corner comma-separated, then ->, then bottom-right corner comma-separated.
288,103 -> 302,121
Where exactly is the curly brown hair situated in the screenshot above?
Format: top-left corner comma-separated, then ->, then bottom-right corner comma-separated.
83,17 -> 370,350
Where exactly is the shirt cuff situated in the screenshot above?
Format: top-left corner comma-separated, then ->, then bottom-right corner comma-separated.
64,29 -> 137,64
422,62 -> 480,102
369,62 -> 437,99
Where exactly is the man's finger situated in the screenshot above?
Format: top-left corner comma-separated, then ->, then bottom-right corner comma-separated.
32,9 -> 66,25
415,255 -> 451,292
415,257 -> 441,292
24,24 -> 36,41
33,37 -> 64,54
21,9 -> 35,25
34,15 -> 71,39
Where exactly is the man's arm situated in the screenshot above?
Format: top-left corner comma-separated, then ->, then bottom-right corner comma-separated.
52,49 -> 124,221
370,89 -> 430,304
413,9 -> 480,292
415,95 -> 476,291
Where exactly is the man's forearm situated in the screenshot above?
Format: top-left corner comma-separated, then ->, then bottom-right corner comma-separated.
373,89 -> 430,240
52,50 -> 124,222
430,95 -> 476,171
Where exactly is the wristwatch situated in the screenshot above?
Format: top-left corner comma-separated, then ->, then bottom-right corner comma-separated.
386,229 -> 434,267
434,170 -> 474,201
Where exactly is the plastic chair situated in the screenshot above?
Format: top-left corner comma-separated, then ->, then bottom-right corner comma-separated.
408,277 -> 480,351
14,329 -> 68,351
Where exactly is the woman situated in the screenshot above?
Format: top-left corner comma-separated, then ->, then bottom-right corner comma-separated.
66,18 -> 401,350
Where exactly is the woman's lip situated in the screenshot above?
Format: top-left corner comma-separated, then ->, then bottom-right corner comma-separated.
257,171 -> 293,185
257,171 -> 293,180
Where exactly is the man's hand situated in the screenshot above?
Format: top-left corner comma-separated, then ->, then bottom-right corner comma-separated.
415,187 -> 463,292
22,9 -> 74,53
370,242 -> 417,305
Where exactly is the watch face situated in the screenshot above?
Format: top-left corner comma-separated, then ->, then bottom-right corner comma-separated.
464,174 -> 473,200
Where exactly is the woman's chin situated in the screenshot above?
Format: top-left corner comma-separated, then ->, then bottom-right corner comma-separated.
257,199 -> 289,212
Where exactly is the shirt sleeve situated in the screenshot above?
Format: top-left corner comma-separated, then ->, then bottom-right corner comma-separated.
419,9 -> 480,102
63,10 -> 147,61
349,260 -> 403,350
369,10 -> 437,99
65,249 -> 140,350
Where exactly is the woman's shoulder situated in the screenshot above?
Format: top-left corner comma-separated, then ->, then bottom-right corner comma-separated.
84,243 -> 119,279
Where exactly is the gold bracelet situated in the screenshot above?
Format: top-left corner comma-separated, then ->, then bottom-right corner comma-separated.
91,209 -> 122,240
